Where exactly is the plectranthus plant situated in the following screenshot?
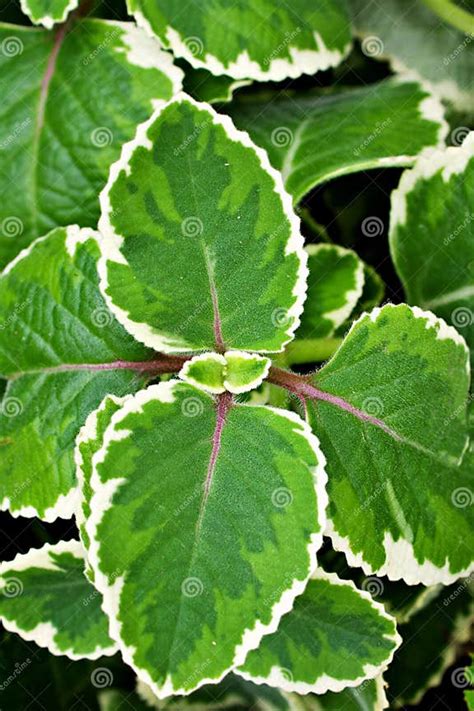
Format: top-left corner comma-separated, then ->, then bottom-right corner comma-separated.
0,1 -> 472,710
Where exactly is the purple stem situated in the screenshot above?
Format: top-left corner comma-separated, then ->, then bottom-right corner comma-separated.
11,355 -> 188,380
268,366 -> 399,437
196,391 -> 233,533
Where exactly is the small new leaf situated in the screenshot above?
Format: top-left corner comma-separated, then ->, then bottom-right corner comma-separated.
179,351 -> 270,394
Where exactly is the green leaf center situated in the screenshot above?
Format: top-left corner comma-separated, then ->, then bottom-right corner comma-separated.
179,350 -> 270,394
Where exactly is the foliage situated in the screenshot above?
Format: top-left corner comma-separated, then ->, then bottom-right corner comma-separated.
0,0 -> 472,709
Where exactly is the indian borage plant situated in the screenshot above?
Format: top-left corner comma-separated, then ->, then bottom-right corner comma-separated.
0,92 -> 472,699
0,0 -> 473,709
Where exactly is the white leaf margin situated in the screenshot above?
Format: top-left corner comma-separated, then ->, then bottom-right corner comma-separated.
108,20 -> 184,99
305,244 -> 365,334
19,0 -> 79,29
0,226 -> 101,523
224,350 -> 271,394
282,674 -> 390,710
235,568 -> 401,695
321,303 -> 472,586
98,92 -> 308,355
179,351 -> 271,394
128,2 -> 351,82
75,392 -> 132,579
0,540 -> 117,660
280,73 -> 448,201
390,131 -> 474,229
389,131 -> 474,302
395,580 -> 474,708
85,379 -> 329,699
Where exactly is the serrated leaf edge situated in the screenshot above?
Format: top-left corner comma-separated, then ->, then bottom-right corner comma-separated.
98,93 -> 308,355
235,568 -> 401,695
305,244 -> 365,333
128,2 -> 351,82
390,131 -> 474,229
0,540 -> 117,660
19,0 -> 79,29
85,379 -> 328,699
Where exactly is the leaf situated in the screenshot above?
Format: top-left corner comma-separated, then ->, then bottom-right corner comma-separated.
0,19 -> 182,268
0,540 -> 116,660
348,264 -> 385,322
126,0 -> 351,81
466,655 -> 474,711
385,576 -> 473,706
237,569 -> 400,694
134,674 -> 275,710
19,0 -> 79,28
227,77 -> 447,202
304,303 -> 473,585
284,676 -> 389,710
179,351 -> 270,394
389,132 -> 474,367
76,393 -> 130,582
0,226 -> 152,521
182,65 -> 251,104
349,0 -> 474,110
85,380 -> 328,697
297,245 -> 365,339
135,675 -> 389,710
99,95 -> 306,354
